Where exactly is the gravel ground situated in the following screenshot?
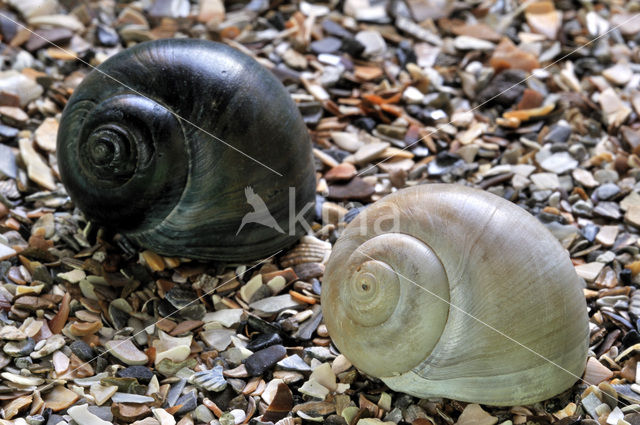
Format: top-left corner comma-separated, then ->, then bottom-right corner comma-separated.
1,0 -> 640,424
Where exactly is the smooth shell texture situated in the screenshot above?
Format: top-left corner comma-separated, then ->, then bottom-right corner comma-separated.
57,39 -> 315,261
322,184 -> 588,406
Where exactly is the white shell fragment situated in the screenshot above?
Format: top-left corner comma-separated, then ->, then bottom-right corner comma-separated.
68,404 -> 113,425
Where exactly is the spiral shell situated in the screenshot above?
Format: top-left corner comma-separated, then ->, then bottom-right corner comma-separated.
322,184 -> 588,406
57,39 -> 315,261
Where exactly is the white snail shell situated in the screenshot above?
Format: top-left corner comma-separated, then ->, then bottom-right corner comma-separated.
321,184 -> 588,406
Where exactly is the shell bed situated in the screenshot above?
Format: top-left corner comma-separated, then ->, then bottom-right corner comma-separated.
0,0 -> 638,424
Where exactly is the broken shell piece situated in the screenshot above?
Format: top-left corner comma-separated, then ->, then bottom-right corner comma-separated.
189,365 -> 227,392
503,104 -> 555,122
525,1 -> 562,40
280,236 -> 332,268
600,88 -> 631,128
68,403 -> 113,425
152,331 -> 192,365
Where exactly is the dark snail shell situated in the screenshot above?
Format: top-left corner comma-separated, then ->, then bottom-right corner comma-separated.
57,39 -> 316,261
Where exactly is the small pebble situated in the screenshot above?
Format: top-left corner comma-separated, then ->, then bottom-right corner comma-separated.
245,344 -> 287,376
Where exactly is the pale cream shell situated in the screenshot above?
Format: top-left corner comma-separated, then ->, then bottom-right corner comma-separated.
321,184 -> 588,406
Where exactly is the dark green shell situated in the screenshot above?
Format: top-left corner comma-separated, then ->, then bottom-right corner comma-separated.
57,39 -> 316,261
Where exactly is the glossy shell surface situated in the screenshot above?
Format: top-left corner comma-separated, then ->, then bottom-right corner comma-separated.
58,39 -> 315,261
322,184 -> 588,405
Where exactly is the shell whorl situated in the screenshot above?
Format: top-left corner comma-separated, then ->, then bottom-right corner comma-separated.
328,232 -> 449,378
322,184 -> 588,406
57,39 -> 316,261
60,93 -> 187,228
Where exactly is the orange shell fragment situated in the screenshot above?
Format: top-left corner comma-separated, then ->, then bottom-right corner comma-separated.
503,104 -> 554,121
490,38 -> 540,73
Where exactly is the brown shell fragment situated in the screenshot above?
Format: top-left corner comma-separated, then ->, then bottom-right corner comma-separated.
262,383 -> 293,422
69,320 -> 103,336
490,38 -> 540,73
503,104 -> 555,122
43,385 -> 80,411
48,292 -> 70,334
112,403 -> 152,422
2,395 -> 32,419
